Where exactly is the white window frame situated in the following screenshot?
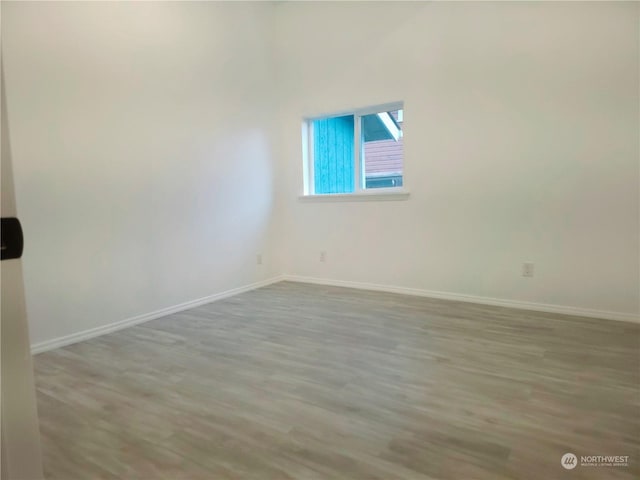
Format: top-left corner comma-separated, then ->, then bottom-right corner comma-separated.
301,102 -> 409,201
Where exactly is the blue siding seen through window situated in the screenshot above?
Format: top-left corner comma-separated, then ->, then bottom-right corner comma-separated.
313,115 -> 354,194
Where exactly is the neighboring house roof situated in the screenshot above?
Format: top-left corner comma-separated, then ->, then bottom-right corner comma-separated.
362,112 -> 401,142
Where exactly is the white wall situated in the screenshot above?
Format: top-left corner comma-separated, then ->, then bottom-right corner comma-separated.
3,1 -> 638,349
275,2 -> 640,317
3,1 -> 279,345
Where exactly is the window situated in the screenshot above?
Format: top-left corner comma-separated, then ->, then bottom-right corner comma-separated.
303,103 -> 404,195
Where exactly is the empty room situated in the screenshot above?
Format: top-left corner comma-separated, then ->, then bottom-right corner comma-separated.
1,1 -> 638,479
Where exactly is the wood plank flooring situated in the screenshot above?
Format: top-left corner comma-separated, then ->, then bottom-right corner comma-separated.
34,281 -> 640,479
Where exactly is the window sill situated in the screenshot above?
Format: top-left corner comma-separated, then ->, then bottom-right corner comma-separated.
298,189 -> 410,202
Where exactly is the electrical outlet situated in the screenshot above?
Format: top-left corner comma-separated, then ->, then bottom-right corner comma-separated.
256,254 -> 262,265
522,262 -> 534,277
320,251 -> 326,263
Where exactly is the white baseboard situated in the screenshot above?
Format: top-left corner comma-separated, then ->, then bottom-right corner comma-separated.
31,275 -> 286,355
283,274 -> 640,324
31,273 -> 638,355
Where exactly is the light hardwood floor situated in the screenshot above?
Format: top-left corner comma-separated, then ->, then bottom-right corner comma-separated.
34,281 -> 639,479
